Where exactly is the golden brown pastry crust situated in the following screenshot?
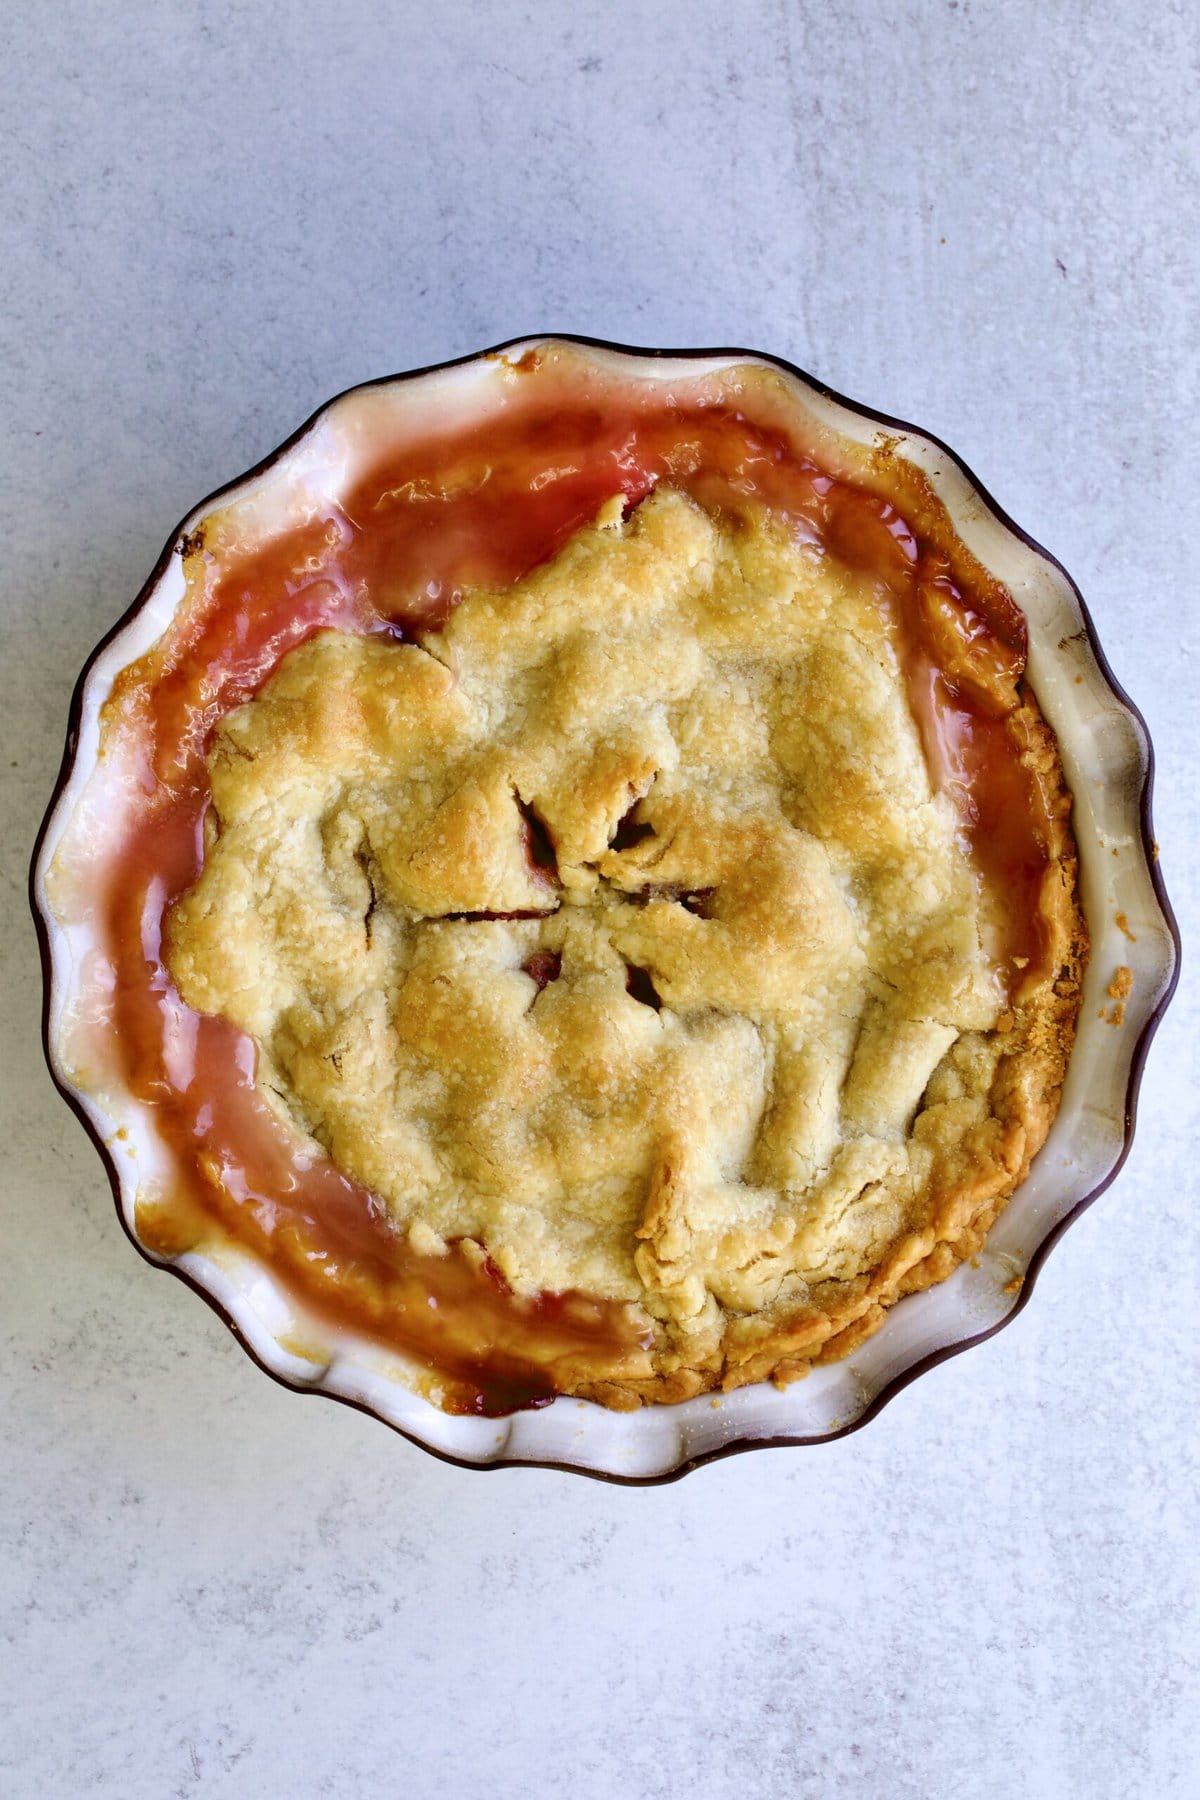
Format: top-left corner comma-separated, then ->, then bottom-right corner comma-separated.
166,486 -> 1085,1407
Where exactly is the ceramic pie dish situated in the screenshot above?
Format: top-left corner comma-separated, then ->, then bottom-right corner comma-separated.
32,338 -> 1178,1481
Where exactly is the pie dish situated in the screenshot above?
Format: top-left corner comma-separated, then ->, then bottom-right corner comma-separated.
33,339 -> 1178,1478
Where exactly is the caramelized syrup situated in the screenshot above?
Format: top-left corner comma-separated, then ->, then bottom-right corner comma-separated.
96,366 -> 1056,1412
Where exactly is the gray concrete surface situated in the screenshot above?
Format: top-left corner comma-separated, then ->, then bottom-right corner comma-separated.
1,3 -> 1196,1795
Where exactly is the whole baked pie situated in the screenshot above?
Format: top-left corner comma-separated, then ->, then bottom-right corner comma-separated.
59,348 -> 1086,1413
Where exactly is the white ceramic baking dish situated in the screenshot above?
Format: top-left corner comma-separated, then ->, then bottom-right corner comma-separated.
32,338 -> 1178,1482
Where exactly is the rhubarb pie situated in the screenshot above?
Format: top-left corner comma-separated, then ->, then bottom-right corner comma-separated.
53,347 -> 1087,1413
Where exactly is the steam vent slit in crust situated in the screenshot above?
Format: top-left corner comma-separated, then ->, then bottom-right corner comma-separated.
69,354 -> 1087,1414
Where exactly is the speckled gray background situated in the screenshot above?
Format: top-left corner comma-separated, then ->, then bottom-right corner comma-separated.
2,2 -> 1197,1796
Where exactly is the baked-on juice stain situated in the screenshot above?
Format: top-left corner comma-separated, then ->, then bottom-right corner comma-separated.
97,367 -> 1058,1414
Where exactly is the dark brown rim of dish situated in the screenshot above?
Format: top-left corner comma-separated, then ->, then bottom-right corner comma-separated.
29,334 -> 1181,1487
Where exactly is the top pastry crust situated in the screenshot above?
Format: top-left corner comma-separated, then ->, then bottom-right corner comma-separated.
166,484 -> 1084,1405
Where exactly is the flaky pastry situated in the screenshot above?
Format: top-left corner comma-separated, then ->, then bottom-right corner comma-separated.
166,485 -> 1084,1405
